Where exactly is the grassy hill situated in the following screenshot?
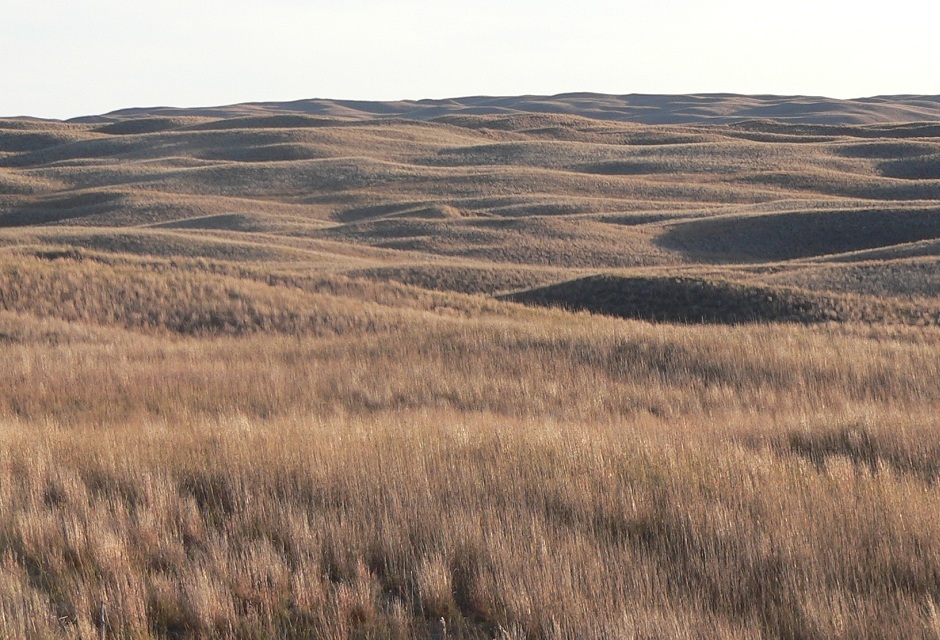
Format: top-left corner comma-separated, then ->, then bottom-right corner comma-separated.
1,97 -> 940,639
70,93 -> 940,126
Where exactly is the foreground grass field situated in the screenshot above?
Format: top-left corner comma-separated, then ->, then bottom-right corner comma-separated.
2,280 -> 940,639
2,98 -> 940,638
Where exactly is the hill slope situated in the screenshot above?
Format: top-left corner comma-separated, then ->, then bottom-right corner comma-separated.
3,96 -> 940,325
69,93 -> 940,126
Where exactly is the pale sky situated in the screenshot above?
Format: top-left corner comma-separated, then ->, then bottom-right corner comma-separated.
2,0 -> 938,120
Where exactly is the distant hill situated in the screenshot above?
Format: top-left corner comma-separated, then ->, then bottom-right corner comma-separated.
69,93 -> 940,126
2,93 -> 940,328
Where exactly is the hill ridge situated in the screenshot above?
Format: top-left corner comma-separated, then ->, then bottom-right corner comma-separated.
65,93 -> 940,126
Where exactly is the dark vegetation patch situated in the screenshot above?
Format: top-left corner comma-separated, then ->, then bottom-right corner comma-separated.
486,201 -> 593,217
325,218 -> 455,242
731,170 -> 940,201
335,202 -> 425,223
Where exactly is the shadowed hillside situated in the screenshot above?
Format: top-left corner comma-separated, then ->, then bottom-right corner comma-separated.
658,205 -> 940,263
503,274 -> 939,325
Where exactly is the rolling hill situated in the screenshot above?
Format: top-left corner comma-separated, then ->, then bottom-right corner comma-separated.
69,93 -> 940,126
3,95 -> 940,639
2,93 -> 940,323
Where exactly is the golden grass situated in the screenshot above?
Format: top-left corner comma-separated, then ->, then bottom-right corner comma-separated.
2,102 -> 940,637
1,383 -> 939,639
2,282 -> 940,638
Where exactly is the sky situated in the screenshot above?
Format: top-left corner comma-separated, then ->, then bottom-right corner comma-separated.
3,0 -> 938,120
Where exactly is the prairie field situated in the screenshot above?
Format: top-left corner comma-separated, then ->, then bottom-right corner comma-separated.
1,94 -> 940,638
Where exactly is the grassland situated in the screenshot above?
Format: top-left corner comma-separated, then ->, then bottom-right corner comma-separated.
1,95 -> 940,638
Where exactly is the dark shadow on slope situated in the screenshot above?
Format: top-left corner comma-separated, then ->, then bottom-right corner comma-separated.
336,202 -> 469,223
195,142 -> 329,162
878,154 -> 940,179
152,214 -> 267,232
0,130 -> 84,154
36,231 -> 295,262
502,275 -> 842,324
0,192 -> 129,227
184,115 -> 346,131
577,160 -> 674,175
196,143 -> 330,163
832,141 -> 940,159
760,258 -> 940,298
93,117 -> 196,135
657,207 -> 940,263
349,265 -> 561,296
0,136 -> 155,168
781,425 -> 940,484
601,212 -> 691,226
727,120 -> 940,139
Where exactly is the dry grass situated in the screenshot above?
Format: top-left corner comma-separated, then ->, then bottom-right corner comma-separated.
2,101 -> 940,638
2,290 -> 940,638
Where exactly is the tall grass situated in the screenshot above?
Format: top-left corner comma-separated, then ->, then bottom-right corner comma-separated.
4,409 -> 940,639
2,294 -> 940,638
3,107 -> 940,638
